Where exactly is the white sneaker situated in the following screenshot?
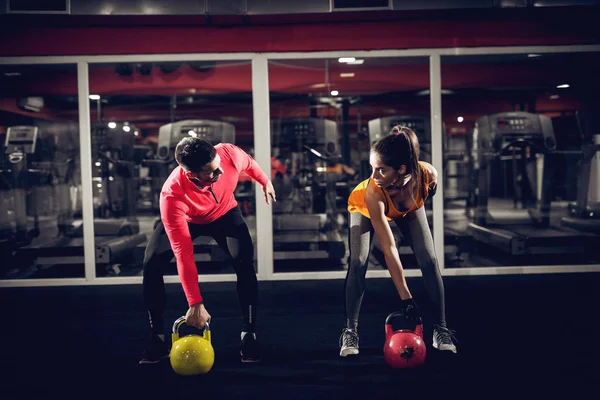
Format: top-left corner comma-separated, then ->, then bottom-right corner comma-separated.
339,329 -> 359,357
433,325 -> 457,353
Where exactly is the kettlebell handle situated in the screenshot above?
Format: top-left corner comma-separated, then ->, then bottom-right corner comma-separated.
171,316 -> 211,343
385,311 -> 423,339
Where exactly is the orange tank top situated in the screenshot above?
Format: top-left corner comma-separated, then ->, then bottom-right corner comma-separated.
347,161 -> 431,221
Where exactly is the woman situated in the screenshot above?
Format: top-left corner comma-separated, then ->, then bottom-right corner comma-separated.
340,126 -> 457,357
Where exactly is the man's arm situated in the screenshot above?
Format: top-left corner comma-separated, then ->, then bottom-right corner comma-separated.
228,144 -> 276,204
160,196 -> 203,306
229,144 -> 269,186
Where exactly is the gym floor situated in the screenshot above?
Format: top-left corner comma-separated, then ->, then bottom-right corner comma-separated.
1,272 -> 598,399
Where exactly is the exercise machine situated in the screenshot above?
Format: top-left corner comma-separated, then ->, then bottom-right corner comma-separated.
13,121 -> 147,277
270,117 -> 347,265
467,111 -> 599,259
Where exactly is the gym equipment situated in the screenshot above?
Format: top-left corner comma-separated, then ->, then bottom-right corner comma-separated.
10,121 -> 147,277
170,316 -> 215,376
467,111 -> 599,257
0,126 -> 45,276
383,312 -> 426,369
560,110 -> 600,234
270,117 -> 347,263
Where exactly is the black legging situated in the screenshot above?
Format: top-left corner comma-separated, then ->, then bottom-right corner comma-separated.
143,207 -> 257,335
344,206 -> 447,330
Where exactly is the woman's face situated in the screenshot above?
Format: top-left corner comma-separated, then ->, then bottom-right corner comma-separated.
370,152 -> 408,188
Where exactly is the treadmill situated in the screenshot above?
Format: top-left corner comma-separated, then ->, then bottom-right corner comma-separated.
269,118 -> 346,263
560,110 -> 600,234
13,122 -> 147,277
467,111 -> 599,257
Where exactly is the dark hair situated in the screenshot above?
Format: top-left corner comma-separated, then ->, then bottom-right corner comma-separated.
174,137 -> 217,172
372,125 -> 422,194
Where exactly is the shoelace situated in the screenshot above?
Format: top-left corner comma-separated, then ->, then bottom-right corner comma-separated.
341,330 -> 358,348
434,325 -> 457,345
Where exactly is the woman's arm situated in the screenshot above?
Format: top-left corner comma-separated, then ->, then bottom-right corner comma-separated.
365,186 -> 413,300
420,161 -> 438,196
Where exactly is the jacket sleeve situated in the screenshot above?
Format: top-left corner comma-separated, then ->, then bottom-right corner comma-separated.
160,195 -> 203,306
228,144 -> 269,187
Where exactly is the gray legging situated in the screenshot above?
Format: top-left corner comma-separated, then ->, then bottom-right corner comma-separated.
344,206 -> 446,330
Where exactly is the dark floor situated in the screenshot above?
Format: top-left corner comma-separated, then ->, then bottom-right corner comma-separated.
1,272 -> 599,399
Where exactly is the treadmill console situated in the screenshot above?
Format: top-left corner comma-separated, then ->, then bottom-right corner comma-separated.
368,116 -> 431,146
279,120 -> 317,151
475,112 -> 556,153
272,118 -> 339,156
367,115 -> 433,162
494,115 -> 541,133
5,126 -> 38,154
157,120 -> 236,161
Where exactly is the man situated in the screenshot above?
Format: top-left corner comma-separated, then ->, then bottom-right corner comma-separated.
140,137 -> 276,364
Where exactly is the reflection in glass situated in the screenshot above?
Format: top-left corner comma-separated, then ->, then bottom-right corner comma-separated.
0,64 -> 82,279
88,61 -> 255,277
441,52 -> 600,267
269,57 -> 433,272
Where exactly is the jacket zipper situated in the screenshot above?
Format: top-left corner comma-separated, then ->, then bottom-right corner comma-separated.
208,185 -> 219,204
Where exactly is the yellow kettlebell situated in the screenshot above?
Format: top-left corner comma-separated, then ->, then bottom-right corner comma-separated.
170,316 -> 215,376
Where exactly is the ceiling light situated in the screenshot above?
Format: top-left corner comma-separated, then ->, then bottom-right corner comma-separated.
340,73 -> 355,78
89,94 -> 101,100
457,116 -> 464,123
331,90 -> 339,96
338,57 -> 356,63
346,59 -> 364,65
557,84 -> 570,89
550,95 -> 560,100
528,54 -> 542,58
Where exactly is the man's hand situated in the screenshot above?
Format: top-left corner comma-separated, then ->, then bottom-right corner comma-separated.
185,303 -> 211,329
262,180 -> 277,204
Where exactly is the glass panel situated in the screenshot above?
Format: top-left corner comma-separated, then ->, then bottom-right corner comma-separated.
441,52 -> 600,267
88,60 -> 256,277
268,57 -> 433,272
0,64 -> 82,279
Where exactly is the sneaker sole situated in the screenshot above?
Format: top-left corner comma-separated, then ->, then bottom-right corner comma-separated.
340,348 -> 359,357
241,358 -> 262,363
138,354 -> 170,364
432,342 -> 457,353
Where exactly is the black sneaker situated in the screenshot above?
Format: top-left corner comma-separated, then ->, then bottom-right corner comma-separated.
240,332 -> 262,363
433,325 -> 458,353
139,334 -> 170,364
339,328 -> 359,357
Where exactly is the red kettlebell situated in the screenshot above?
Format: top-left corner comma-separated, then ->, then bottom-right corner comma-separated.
383,312 -> 426,369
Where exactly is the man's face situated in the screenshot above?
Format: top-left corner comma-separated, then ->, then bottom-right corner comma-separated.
185,154 -> 224,186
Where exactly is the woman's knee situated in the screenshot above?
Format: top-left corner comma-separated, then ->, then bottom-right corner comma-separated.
417,254 -> 440,275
